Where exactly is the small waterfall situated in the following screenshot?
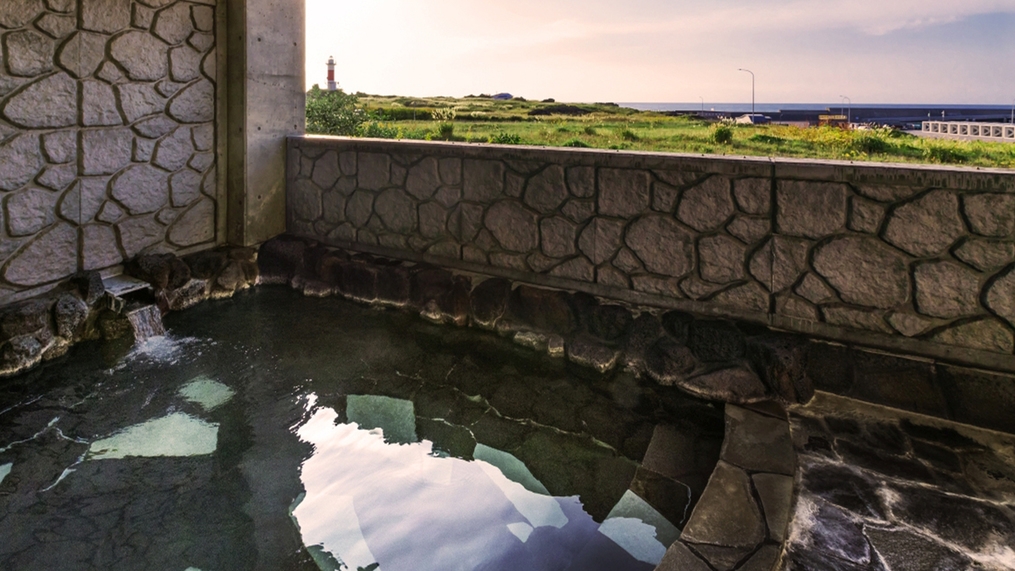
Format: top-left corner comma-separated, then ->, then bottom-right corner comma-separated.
125,305 -> 166,342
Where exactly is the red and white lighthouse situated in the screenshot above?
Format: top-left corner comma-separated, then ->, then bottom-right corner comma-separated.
326,56 -> 337,91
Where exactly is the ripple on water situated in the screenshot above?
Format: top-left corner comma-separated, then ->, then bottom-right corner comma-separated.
111,334 -> 207,372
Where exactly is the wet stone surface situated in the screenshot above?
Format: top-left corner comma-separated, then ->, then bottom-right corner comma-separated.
658,403 -> 797,571
784,393 -> 1015,571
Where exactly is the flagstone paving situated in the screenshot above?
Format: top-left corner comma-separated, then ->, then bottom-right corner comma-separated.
783,393 -> 1015,571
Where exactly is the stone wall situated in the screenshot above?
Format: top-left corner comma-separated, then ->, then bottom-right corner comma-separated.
0,0 -> 220,305
287,137 -> 1015,371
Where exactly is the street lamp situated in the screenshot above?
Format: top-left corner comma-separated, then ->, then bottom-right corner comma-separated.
840,95 -> 852,126
738,69 -> 755,116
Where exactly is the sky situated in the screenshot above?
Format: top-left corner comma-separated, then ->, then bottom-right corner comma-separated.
306,0 -> 1015,105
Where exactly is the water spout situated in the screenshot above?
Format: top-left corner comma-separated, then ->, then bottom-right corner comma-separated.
125,305 -> 166,342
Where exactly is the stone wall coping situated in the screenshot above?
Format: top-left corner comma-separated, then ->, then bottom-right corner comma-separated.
293,135 -> 1015,190
296,135 -> 775,177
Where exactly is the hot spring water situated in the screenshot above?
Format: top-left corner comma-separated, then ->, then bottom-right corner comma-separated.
0,288 -> 723,571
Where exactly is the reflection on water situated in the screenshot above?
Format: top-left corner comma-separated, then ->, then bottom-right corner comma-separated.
87,412 -> 219,460
0,288 -> 723,571
345,394 -> 417,445
291,393 -> 679,570
599,491 -> 680,564
294,402 -> 609,571
179,377 -> 236,412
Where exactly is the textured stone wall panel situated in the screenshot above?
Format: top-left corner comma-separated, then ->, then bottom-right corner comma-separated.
0,0 -> 219,303
290,139 -> 1015,357
1,72 -> 77,128
4,30 -> 55,77
883,190 -> 966,258
0,0 -> 46,30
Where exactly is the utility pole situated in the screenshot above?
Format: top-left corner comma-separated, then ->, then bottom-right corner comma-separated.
840,95 -> 851,126
700,96 -> 704,113
738,69 -> 755,116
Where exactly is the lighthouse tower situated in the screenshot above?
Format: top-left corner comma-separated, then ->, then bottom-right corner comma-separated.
326,56 -> 337,91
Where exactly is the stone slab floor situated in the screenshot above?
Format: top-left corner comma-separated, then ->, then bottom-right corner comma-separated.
784,392 -> 1015,570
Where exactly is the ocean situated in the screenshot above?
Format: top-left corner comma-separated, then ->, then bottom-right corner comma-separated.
619,102 -> 1012,113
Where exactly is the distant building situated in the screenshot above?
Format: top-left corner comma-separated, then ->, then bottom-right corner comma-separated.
326,56 -> 337,91
492,93 -> 513,100
818,114 -> 848,128
735,114 -> 770,125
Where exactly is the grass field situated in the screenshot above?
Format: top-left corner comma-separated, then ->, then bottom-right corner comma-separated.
308,91 -> 1015,169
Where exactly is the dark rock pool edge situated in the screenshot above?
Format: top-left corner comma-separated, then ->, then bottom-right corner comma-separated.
256,234 -> 817,408
0,247 -> 258,378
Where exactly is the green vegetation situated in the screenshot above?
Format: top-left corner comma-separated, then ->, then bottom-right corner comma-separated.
711,124 -> 734,145
305,85 -> 367,136
305,88 -> 1015,168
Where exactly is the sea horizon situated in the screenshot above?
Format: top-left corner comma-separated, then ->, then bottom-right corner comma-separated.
617,102 -> 1014,113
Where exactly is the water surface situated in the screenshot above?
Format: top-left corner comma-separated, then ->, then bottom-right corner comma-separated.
0,288 -> 723,571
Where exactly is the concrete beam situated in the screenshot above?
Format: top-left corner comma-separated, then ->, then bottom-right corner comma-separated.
921,121 -> 1015,143
226,0 -> 305,247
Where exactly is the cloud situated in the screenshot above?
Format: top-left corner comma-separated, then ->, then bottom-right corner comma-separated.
306,0 -> 1015,102
419,0 -> 1015,49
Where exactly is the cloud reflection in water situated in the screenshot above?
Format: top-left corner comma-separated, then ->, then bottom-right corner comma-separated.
292,395 -> 668,571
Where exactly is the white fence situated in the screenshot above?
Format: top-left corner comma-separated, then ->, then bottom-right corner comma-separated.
922,121 -> 1015,142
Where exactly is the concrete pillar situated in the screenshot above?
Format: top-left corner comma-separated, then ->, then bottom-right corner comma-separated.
225,0 -> 305,246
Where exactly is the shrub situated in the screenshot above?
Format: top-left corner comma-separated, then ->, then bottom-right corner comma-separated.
431,107 -> 457,140
488,132 -> 522,145
712,124 -> 734,145
563,138 -> 590,148
529,104 -> 592,117
394,97 -> 430,107
749,134 -> 784,145
620,129 -> 639,141
583,126 -> 598,136
848,132 -> 891,155
371,107 -> 433,121
431,107 -> 458,122
305,85 -> 367,135
922,144 -> 969,164
357,121 -> 400,139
